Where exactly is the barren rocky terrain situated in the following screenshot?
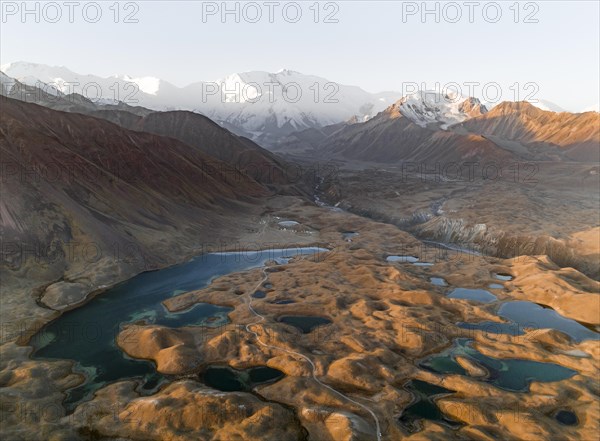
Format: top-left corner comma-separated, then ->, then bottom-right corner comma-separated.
317,161 -> 600,279
2,192 -> 598,440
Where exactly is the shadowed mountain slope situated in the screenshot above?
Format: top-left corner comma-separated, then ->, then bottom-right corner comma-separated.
1,97 -> 267,308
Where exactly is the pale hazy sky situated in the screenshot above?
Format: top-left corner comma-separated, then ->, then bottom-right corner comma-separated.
1,1 -> 599,111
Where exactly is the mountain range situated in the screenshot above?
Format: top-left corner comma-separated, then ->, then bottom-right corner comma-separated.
0,71 -> 298,187
275,92 -> 599,163
1,62 -> 401,146
4,61 -> 597,148
2,63 -> 598,167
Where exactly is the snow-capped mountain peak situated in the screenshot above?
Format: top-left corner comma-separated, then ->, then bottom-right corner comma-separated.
118,75 -> 162,95
395,90 -> 487,129
275,68 -> 301,75
1,61 -> 402,145
6,61 -> 528,143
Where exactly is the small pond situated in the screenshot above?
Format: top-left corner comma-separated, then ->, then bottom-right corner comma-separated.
430,277 -> 447,287
278,220 -> 300,228
278,316 -> 332,333
498,301 -> 599,342
342,231 -> 359,241
447,288 -> 497,303
555,410 -> 578,426
419,338 -> 576,392
387,255 -> 419,263
201,365 -> 284,392
399,379 -> 462,433
272,299 -> 296,305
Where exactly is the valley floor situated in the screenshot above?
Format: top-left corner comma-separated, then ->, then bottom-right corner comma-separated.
1,181 -> 599,440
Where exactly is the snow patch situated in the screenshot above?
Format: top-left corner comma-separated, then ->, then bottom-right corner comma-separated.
120,75 -> 161,95
396,90 -> 483,129
527,99 -> 566,113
